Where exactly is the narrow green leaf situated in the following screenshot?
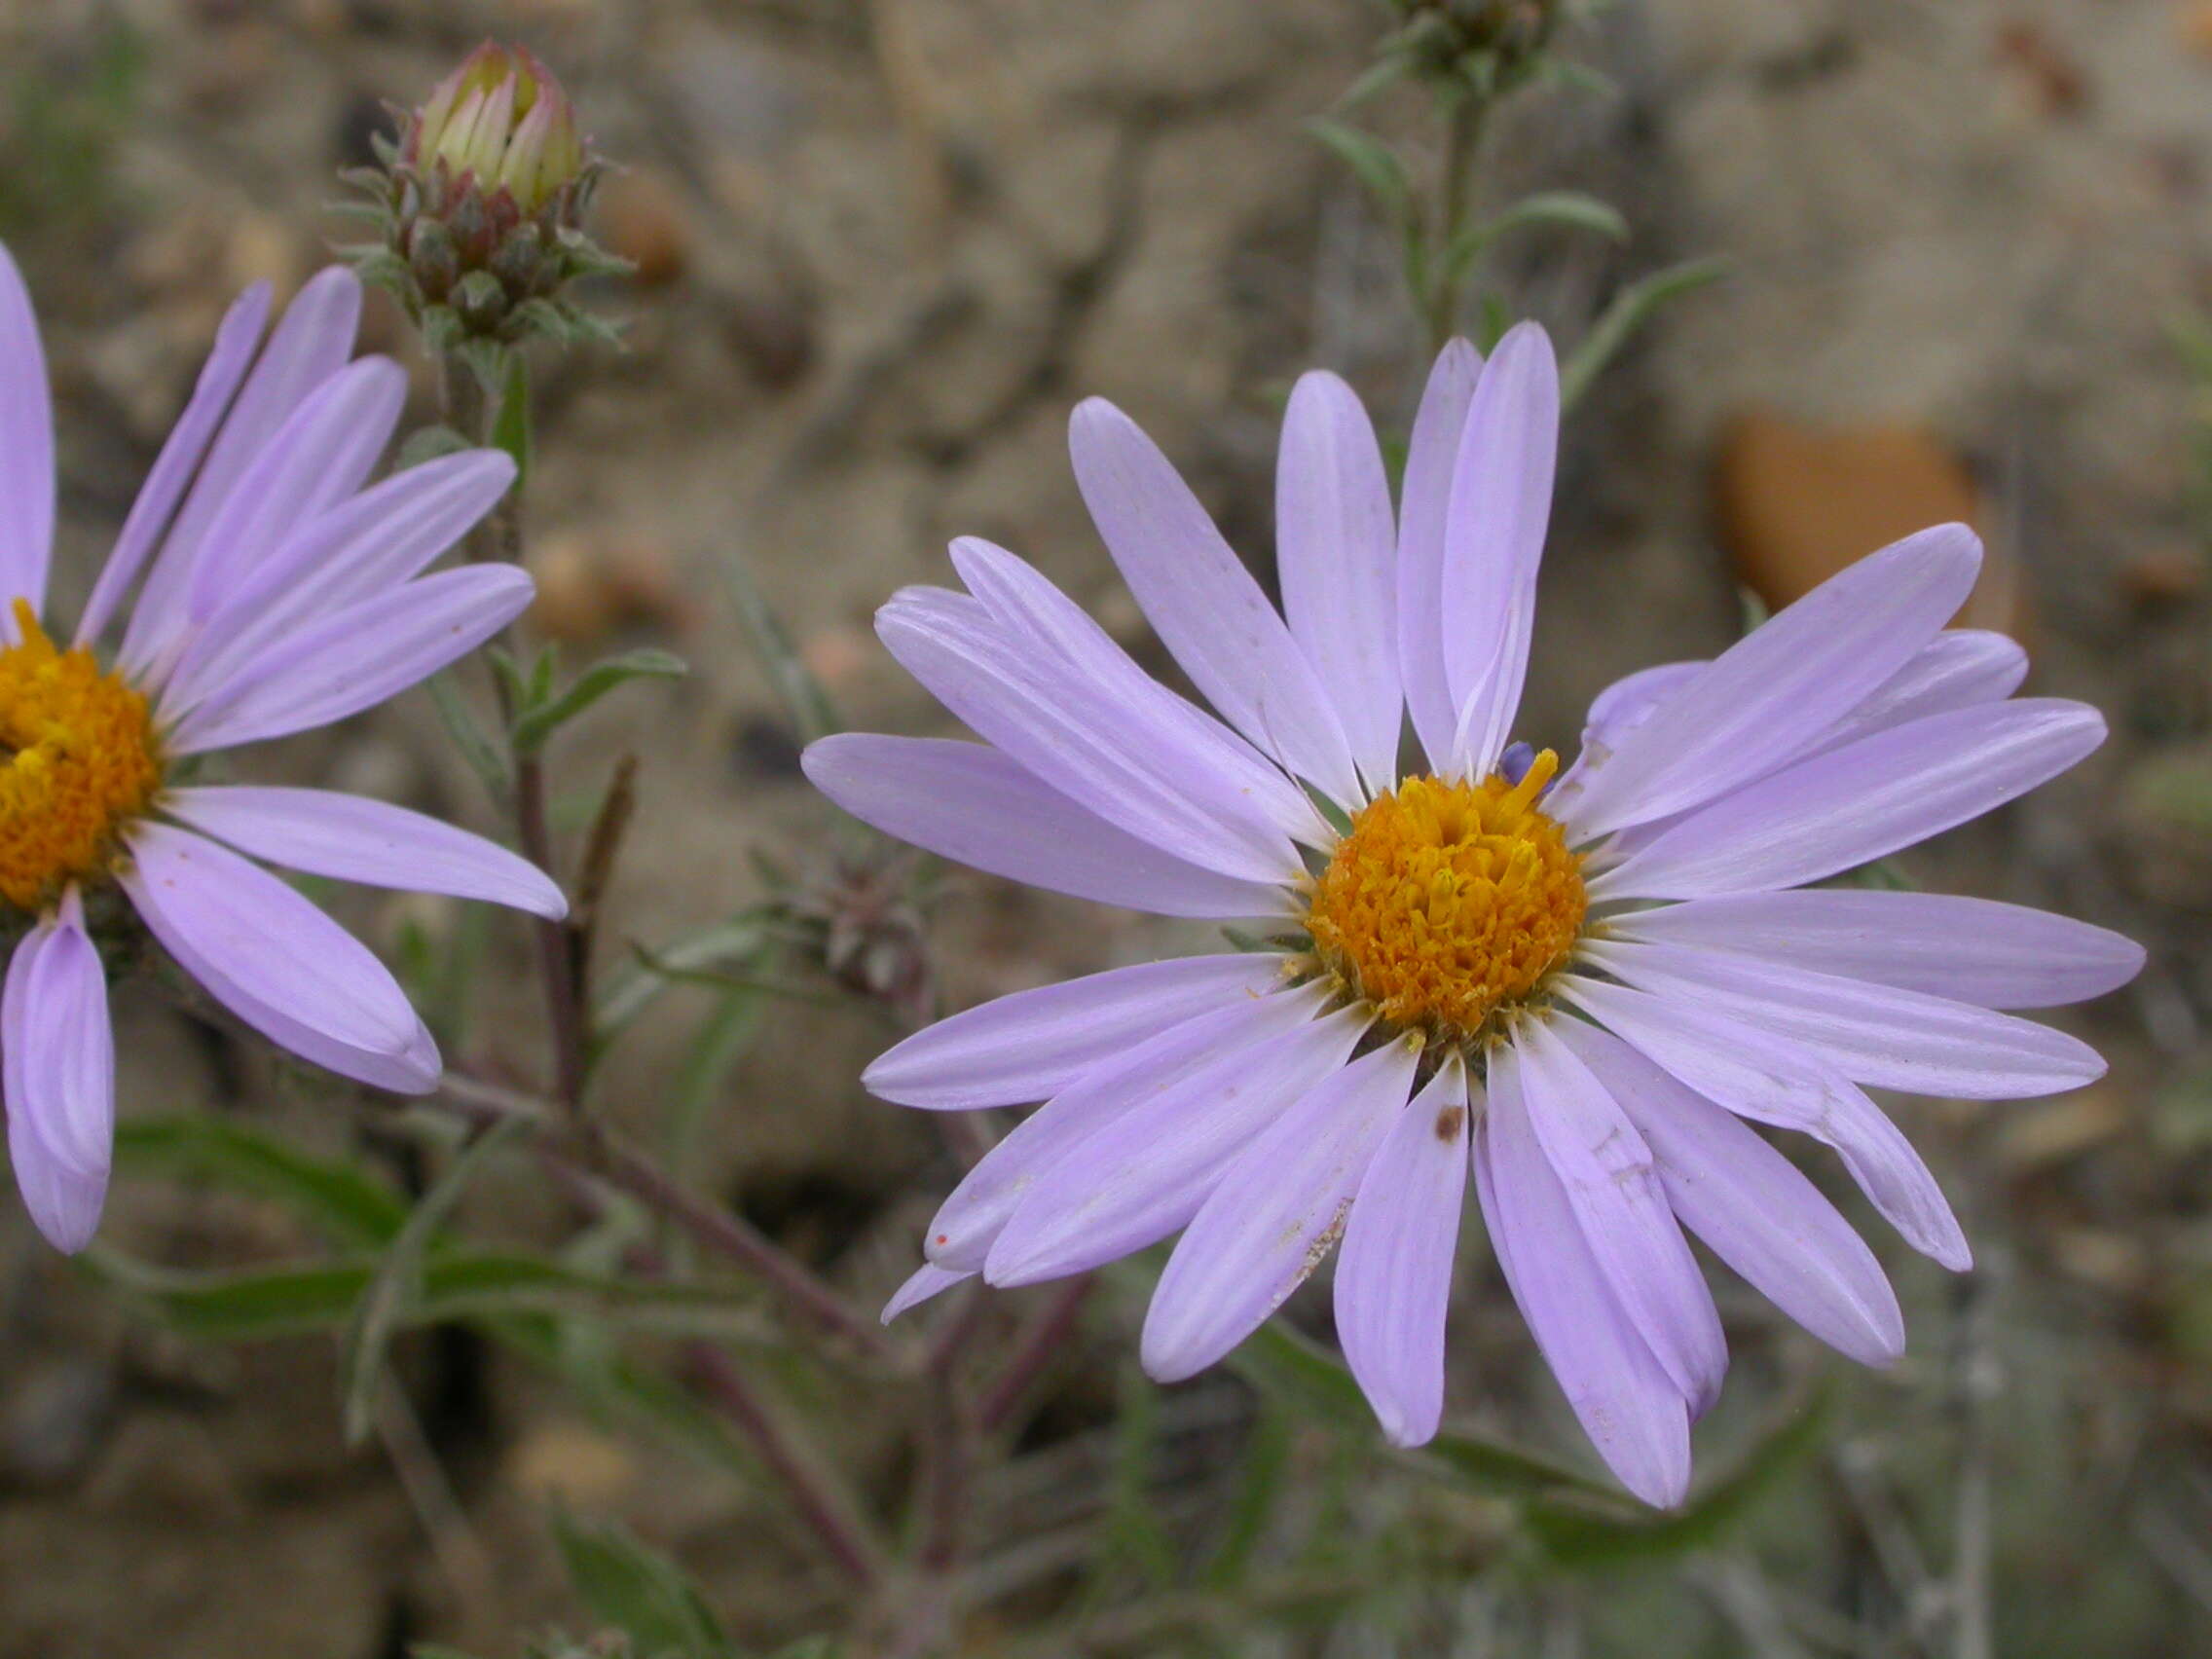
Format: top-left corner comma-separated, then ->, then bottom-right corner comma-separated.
1202,1399 -> 1292,1588
88,1247 -> 773,1343
1228,1320 -> 1373,1420
111,1117 -> 409,1248
1306,118 -> 1413,226
550,1510 -> 734,1659
1096,1362 -> 1180,1594
1560,256 -> 1731,411
342,1117 -> 531,1443
487,645 -> 533,712
510,648 -> 689,756
493,349 -> 534,487
1474,292 -> 1513,354
428,671 -> 513,796
625,946 -> 847,1012
1338,53 -> 1413,109
592,914 -> 774,1047
724,550 -> 840,746
83,1249 -> 371,1336
1526,1389 -> 1830,1565
1420,1424 -> 1616,1503
664,989 -> 764,1176
1229,1323 -> 1616,1503
1444,190 -> 1630,292
528,642 -> 560,705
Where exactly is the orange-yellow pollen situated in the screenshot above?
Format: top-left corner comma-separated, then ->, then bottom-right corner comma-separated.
1306,752 -> 1585,1043
0,599 -> 162,913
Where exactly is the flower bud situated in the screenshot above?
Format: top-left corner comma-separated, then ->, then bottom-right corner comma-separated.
342,40 -> 625,354
1384,0 -> 1562,92
405,42 -> 584,217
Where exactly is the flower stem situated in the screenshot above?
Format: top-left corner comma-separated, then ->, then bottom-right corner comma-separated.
482,1108 -> 892,1588
685,1340 -> 888,1588
1425,90 -> 1489,352
440,350 -> 591,1118
433,1070 -> 896,1362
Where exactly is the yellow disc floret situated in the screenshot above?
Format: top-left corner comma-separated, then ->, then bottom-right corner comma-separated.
0,599 -> 162,913
1306,751 -> 1585,1044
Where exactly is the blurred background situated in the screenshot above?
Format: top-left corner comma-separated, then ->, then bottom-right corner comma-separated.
2,0 -> 2208,1654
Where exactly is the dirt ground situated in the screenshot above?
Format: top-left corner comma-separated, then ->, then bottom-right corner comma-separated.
3,1 -> 2211,1654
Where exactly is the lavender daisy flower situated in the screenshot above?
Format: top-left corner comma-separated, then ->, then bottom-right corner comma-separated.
1,246 -> 562,1253
805,323 -> 2146,1505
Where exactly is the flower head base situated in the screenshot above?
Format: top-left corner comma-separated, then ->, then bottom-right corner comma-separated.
1382,0 -> 1564,95
1308,753 -> 1582,1044
344,41 -> 622,356
0,601 -> 160,913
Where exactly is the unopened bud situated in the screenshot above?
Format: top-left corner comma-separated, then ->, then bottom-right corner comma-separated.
406,42 -> 584,217
343,39 -> 625,351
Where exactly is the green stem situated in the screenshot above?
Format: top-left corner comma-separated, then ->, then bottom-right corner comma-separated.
1426,91 -> 1489,352
441,350 -> 590,1118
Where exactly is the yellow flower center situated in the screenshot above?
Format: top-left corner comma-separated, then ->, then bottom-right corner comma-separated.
0,600 -> 162,913
1306,751 -> 1585,1044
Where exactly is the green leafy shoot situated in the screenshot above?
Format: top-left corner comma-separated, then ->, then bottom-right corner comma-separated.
510,648 -> 690,756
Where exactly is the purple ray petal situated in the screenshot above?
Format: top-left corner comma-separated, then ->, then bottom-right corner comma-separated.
122,267 -> 362,676
1440,323 -> 1558,778
77,283 -> 272,646
883,1263 -> 973,1323
1475,1060 -> 1691,1508
178,355 -> 408,628
164,565 -> 535,753
1068,397 -> 1361,805
1505,1022 -> 1727,1414
803,734 -> 1291,920
948,537 -> 1327,847
164,450 -> 516,709
1609,890 -> 2144,1010
925,986 -> 1331,1271
164,787 -> 566,919
1335,1057 -> 1471,1448
1554,1019 -> 1903,1367
118,822 -> 438,1093
983,1006 -> 1367,1288
1398,339 -> 1482,770
874,589 -> 1302,882
1142,1037 -> 1419,1382
1805,628 -> 2027,756
1276,370 -> 1402,793
865,953 -> 1287,1110
1559,977 -> 1969,1269
1549,660 -> 1705,805
1563,525 -> 1983,838
0,241 -> 55,618
2,897 -> 114,1252
1585,940 -> 2107,1098
1591,698 -> 2106,901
